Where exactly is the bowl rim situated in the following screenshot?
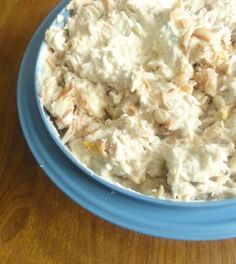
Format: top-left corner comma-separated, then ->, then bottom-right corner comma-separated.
34,1 -> 236,207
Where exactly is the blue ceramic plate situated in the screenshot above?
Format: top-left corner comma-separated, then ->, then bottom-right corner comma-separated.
17,0 -> 236,240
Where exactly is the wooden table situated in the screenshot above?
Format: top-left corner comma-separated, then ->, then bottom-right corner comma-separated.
1,1 -> 236,263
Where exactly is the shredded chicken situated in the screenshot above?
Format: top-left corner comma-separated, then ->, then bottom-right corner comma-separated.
39,0 -> 236,201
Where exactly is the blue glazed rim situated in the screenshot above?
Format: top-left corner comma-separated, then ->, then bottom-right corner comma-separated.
17,0 -> 236,240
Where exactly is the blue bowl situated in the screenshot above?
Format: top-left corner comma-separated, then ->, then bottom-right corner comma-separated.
18,0 -> 236,240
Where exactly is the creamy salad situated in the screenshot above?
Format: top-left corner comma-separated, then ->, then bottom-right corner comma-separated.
39,0 -> 236,201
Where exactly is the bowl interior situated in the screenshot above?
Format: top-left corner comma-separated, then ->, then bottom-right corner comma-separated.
34,4 -> 236,207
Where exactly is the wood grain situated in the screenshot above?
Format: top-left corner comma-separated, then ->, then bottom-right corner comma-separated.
0,1 -> 236,263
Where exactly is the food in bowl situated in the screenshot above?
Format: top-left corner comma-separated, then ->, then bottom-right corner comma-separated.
38,0 -> 236,201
